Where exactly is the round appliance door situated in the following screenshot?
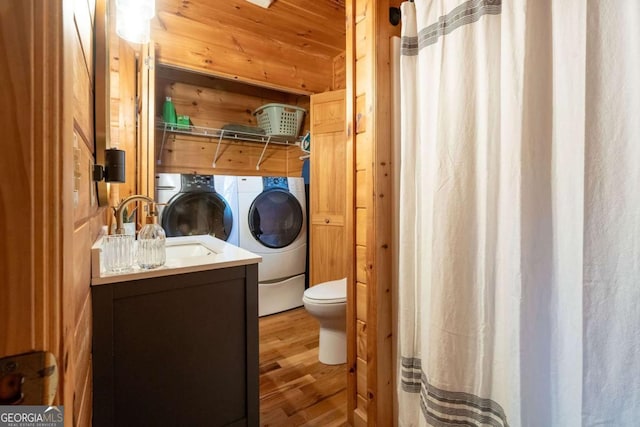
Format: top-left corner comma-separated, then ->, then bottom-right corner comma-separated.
161,193 -> 233,240
248,189 -> 303,249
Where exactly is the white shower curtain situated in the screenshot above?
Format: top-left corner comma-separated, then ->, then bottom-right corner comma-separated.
397,1 -> 640,426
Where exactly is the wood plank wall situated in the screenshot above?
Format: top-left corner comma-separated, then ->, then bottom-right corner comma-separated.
151,0 -> 344,95
155,69 -> 310,177
69,0 -> 103,424
346,0 -> 401,425
334,52 -> 347,90
108,3 -> 139,203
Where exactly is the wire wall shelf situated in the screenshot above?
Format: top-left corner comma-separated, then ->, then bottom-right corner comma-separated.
156,121 -> 302,170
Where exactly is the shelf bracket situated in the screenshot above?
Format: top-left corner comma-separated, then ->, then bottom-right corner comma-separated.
256,136 -> 272,170
212,130 -> 225,168
157,124 -> 168,165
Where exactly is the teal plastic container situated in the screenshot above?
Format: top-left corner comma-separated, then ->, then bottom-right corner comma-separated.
162,96 -> 177,125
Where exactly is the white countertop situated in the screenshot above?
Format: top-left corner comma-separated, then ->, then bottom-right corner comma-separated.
91,235 -> 262,285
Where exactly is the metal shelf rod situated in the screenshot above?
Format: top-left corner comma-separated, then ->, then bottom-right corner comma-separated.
256,136 -> 272,170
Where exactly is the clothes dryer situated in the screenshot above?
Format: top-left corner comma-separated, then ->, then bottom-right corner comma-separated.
156,173 -> 239,246
237,176 -> 306,316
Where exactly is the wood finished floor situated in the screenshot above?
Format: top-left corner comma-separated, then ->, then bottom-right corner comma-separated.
259,308 -> 348,427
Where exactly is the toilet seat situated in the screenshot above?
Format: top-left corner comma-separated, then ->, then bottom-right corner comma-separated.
303,278 -> 346,304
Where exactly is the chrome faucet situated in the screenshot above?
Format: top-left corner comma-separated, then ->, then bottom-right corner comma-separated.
113,195 -> 155,235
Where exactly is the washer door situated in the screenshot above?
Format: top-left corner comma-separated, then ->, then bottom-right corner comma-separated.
161,193 -> 233,240
248,189 -> 303,249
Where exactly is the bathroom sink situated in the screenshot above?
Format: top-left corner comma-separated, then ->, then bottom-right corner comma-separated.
92,234 -> 261,285
165,241 -> 217,259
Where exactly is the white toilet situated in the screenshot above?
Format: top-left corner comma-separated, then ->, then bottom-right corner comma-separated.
302,277 -> 347,365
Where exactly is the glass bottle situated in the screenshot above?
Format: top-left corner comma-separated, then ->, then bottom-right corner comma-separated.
137,203 -> 166,269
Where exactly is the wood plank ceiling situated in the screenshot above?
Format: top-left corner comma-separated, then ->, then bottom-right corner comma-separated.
152,0 -> 346,94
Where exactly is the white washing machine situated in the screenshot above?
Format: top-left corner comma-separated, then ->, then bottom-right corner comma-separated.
238,176 -> 307,316
156,173 -> 239,246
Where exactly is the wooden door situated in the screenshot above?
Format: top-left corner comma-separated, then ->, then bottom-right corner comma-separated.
0,0 -> 65,394
309,89 -> 349,286
138,41 -> 155,199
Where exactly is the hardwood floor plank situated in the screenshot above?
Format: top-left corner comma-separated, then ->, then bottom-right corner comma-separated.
260,308 -> 347,426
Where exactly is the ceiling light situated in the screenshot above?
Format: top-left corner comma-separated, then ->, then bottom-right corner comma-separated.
115,0 -> 155,44
116,0 -> 155,20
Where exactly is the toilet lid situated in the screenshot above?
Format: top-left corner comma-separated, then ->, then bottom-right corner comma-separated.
304,278 -> 347,303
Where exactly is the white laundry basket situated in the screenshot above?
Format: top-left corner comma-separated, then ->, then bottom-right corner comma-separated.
253,103 -> 306,137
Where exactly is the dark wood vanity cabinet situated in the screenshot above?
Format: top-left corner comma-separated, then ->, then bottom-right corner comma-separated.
92,264 -> 259,427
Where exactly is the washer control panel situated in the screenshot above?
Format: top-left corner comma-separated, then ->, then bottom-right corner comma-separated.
181,174 -> 216,192
263,176 -> 289,190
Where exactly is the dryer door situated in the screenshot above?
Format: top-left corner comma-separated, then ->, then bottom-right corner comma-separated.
248,189 -> 303,249
161,192 -> 233,240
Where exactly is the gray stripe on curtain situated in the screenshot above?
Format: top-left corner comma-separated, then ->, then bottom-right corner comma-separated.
400,356 -> 510,427
400,0 -> 502,56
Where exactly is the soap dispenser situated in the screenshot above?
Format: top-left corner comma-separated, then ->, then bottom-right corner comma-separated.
137,203 -> 166,269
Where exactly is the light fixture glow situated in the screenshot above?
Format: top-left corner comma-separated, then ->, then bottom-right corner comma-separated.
115,0 -> 155,44
116,0 -> 155,20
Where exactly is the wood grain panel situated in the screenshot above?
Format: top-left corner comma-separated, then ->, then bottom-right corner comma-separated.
355,19 -> 367,61
157,65 -> 295,104
309,224 -> 347,286
356,282 -> 367,321
310,131 -> 346,224
74,0 -> 93,80
156,0 -> 345,58
158,79 -> 312,136
73,294 -> 92,423
71,1 -> 100,424
91,208 -> 107,240
355,94 -> 367,134
157,136 -> 297,176
356,320 -> 367,360
357,393 -> 368,412
137,41 -> 156,199
73,26 -> 93,147
311,92 -> 345,134
0,1 -> 70,381
1,0 -> 38,356
356,208 -> 367,246
356,245 -> 368,284
355,55 -> 372,98
333,52 -> 346,90
110,36 -> 138,198
356,357 -> 367,398
344,1 -> 358,421
153,11 -> 333,95
354,408 -> 367,427
309,90 -> 350,287
368,1 -> 396,424
356,133 -> 372,171
287,146 -> 305,178
72,223 -> 92,326
356,170 -> 368,208
354,0 -> 369,22
164,82 -> 282,129
73,139 -> 98,227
